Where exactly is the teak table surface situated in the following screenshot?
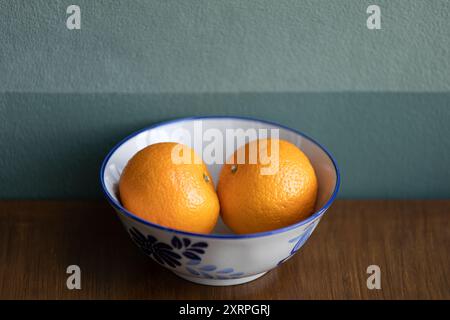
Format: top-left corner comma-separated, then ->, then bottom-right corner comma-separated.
0,200 -> 448,300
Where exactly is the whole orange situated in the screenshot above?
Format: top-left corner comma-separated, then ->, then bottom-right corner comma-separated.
217,139 -> 318,234
119,142 -> 220,234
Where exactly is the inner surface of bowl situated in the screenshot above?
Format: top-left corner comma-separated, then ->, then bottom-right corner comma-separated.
102,117 -> 338,236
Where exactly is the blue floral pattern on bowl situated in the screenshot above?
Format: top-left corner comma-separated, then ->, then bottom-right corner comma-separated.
129,227 -> 183,267
277,220 -> 317,265
129,227 -> 245,279
185,260 -> 245,280
170,235 -> 208,261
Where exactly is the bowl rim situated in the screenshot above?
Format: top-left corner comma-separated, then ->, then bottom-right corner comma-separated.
100,115 -> 341,240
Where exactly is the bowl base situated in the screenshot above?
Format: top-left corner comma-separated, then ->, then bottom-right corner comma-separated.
173,271 -> 268,286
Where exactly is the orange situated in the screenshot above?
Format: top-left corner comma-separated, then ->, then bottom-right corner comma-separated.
217,139 -> 318,234
119,142 -> 220,234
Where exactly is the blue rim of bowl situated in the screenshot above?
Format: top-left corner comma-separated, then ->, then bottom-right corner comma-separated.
100,116 -> 341,239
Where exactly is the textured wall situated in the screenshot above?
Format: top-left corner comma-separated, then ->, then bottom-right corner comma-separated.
0,1 -> 449,199
1,0 -> 449,92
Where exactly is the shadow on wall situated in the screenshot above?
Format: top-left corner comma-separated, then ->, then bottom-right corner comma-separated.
0,92 -> 449,199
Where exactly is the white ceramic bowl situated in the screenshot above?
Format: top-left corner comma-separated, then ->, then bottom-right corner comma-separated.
100,116 -> 340,286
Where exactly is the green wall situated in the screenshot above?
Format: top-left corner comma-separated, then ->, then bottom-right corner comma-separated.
1,93 -> 449,199
1,0 -> 450,92
0,1 -> 449,199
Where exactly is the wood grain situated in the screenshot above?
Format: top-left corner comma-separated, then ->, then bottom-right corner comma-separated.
0,200 -> 448,299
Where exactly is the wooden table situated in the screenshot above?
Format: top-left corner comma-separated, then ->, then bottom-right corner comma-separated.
0,200 -> 448,299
